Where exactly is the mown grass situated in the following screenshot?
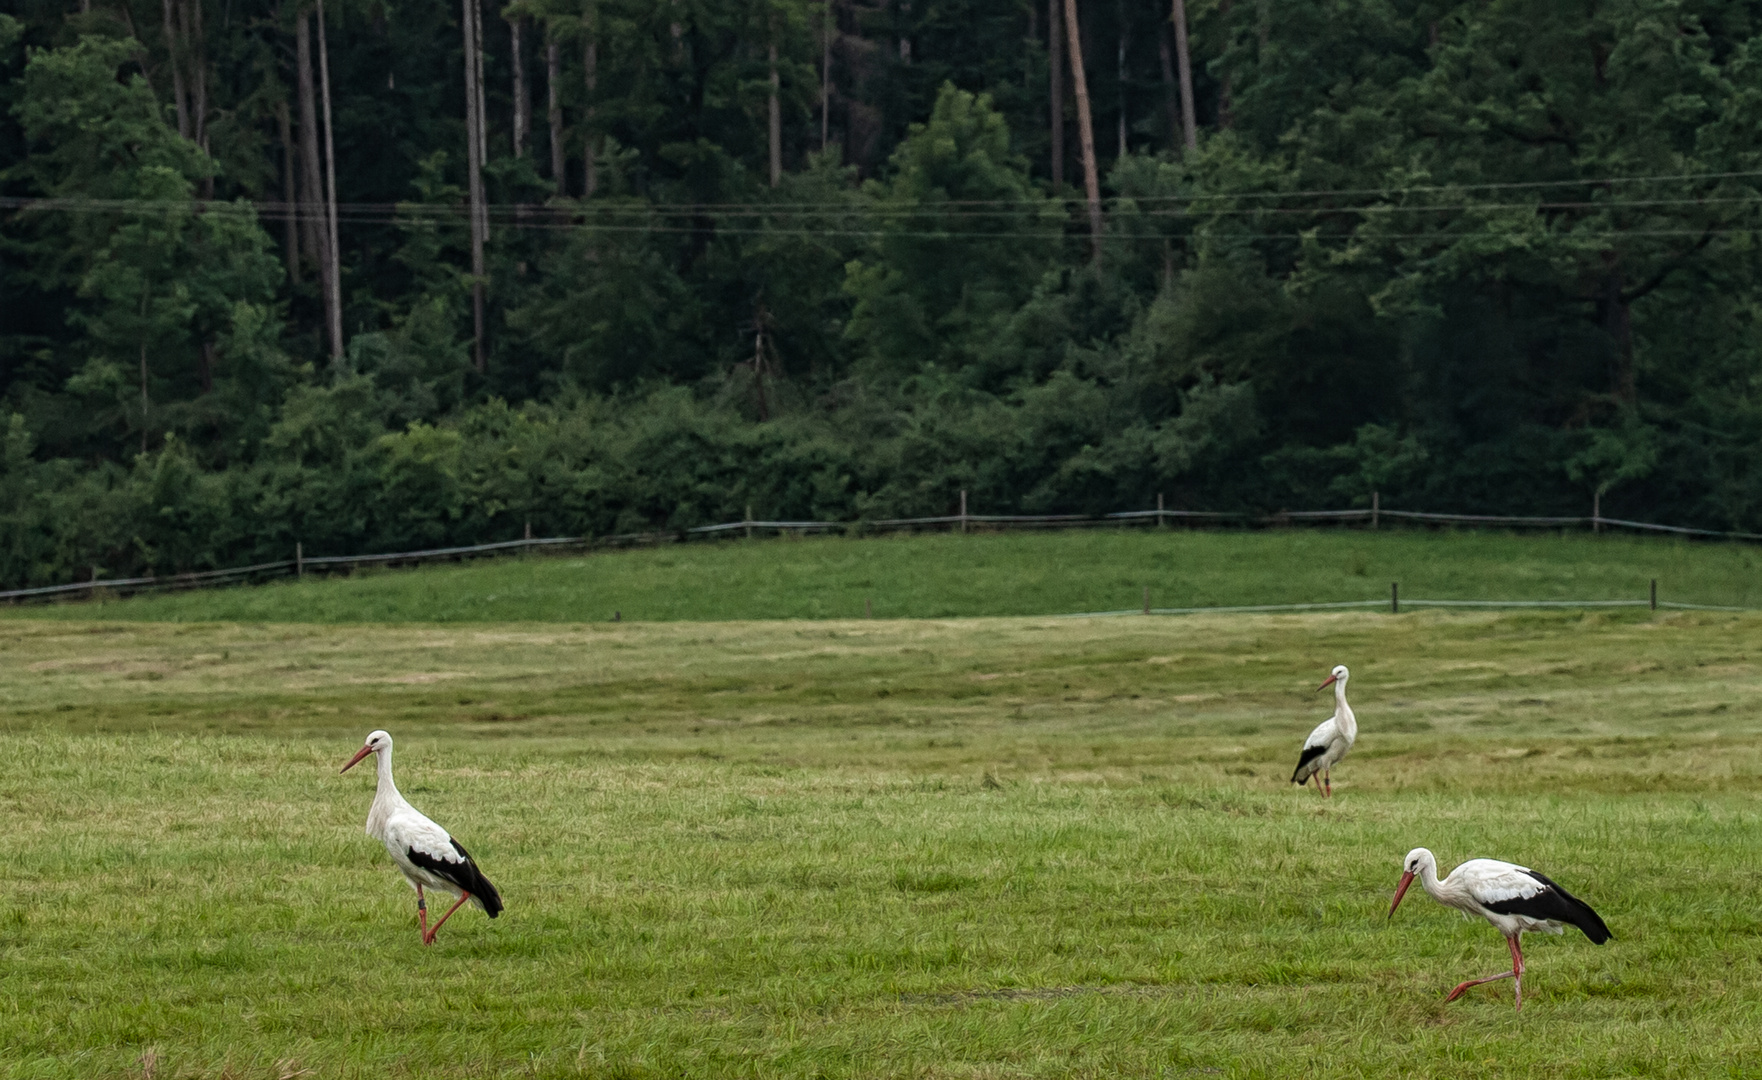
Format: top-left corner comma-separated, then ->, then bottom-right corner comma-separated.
13,526 -> 1762,624
4,609 -> 1762,1077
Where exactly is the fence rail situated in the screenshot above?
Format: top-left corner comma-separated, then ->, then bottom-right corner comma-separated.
8,493 -> 1762,606
298,536 -> 584,567
1068,597 -> 1747,618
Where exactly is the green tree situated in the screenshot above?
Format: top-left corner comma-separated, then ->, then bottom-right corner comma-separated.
14,37 -> 284,457
845,83 -> 1061,380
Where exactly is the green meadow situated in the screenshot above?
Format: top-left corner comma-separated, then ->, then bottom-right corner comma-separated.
12,526 -> 1762,623
4,602 -> 1762,1078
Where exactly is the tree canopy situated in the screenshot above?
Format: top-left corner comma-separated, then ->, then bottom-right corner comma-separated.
1,0 -> 1761,586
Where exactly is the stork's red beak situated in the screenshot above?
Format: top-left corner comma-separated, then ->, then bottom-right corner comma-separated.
1388,870 -> 1415,918
1317,674 -> 1339,692
340,744 -> 374,773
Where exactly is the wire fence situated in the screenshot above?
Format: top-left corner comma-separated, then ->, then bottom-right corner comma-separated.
5,493 -> 1760,609
1067,598 -> 1747,618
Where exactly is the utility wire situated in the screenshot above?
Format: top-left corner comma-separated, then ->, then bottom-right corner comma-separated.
6,206 -> 1744,243
6,194 -> 1754,230
46,216 -> 1720,242
5,167 -> 1762,220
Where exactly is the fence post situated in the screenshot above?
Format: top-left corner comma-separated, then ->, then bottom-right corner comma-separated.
960,489 -> 968,535
524,519 -> 532,542
746,504 -> 754,540
1593,491 -> 1601,534
1650,578 -> 1657,611
1157,492 -> 1166,529
1390,581 -> 1399,614
1372,491 -> 1379,530
866,597 -> 873,619
296,542 -> 304,579
1142,586 -> 1150,615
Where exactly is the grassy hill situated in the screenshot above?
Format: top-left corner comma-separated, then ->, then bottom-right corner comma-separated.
4,609 -> 1762,1077
12,526 -> 1762,623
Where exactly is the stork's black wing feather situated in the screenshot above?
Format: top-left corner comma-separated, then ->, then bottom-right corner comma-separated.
1290,743 -> 1327,783
406,839 -> 505,917
1484,869 -> 1610,943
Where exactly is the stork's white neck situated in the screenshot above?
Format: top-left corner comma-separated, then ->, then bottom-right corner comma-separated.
365,745 -> 408,839
1333,678 -> 1356,739
1416,852 -> 1443,899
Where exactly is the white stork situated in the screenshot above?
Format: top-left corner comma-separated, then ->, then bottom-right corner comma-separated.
341,730 -> 504,945
1289,664 -> 1355,796
1389,847 -> 1611,1010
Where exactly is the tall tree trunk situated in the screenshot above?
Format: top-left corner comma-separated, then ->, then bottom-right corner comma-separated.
547,35 -> 565,194
189,0 -> 213,199
139,339 -> 149,454
316,0 -> 343,363
821,0 -> 832,151
275,98 -> 300,285
768,42 -> 782,187
1048,0 -> 1063,187
1217,0 -> 1233,128
462,0 -> 487,372
1116,0 -> 1126,160
750,301 -> 771,422
1170,0 -> 1198,152
294,13 -> 331,303
161,0 -> 190,138
139,286 -> 150,451
1157,20 -> 1178,148
185,0 -> 207,151
472,0 -> 490,258
473,0 -> 488,197
511,14 -> 529,157
583,30 -> 598,197
1062,0 -> 1102,262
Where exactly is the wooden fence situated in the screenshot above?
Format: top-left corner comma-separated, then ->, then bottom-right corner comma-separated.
6,492 -> 1759,605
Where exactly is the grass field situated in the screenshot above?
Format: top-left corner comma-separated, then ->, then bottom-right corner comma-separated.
5,607 -> 1762,1078
12,527 -> 1762,623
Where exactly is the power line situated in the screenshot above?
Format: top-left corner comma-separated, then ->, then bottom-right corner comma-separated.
4,198 -> 1758,237
400,194 -> 1762,220
7,211 -> 1743,244
146,217 -> 1745,242
2,180 -> 1755,249
5,167 -> 1762,220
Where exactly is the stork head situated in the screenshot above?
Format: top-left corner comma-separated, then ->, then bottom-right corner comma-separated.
1389,847 -> 1433,918
341,729 -> 392,773
1317,664 -> 1349,692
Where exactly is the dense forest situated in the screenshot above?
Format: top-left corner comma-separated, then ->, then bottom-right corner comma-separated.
1,0 -> 1760,585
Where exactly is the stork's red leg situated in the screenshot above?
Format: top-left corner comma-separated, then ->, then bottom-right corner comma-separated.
1509,934 -> 1525,1011
1446,936 -> 1523,1004
417,884 -> 428,940
1444,970 -> 1514,1002
423,891 -> 473,945
1323,768 -> 1332,797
